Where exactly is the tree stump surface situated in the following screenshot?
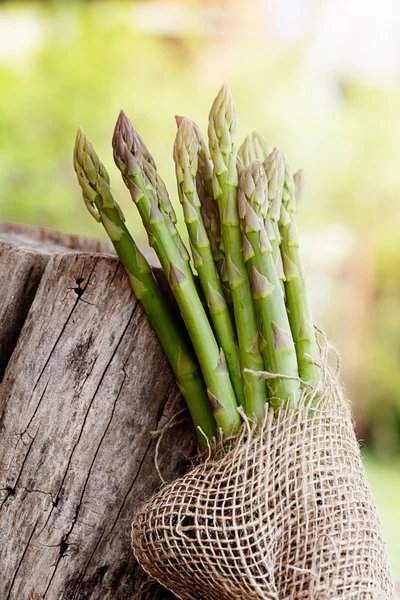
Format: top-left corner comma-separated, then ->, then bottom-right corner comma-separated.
0,222 -> 193,600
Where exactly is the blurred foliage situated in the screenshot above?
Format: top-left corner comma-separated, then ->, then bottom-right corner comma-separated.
0,0 -> 399,574
1,3 -> 399,440
0,2 -> 399,441
365,454 -> 400,576
367,240 -> 400,455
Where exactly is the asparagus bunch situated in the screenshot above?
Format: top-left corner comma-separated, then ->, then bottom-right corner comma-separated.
73,83 -> 321,446
73,129 -> 216,443
112,111 -> 241,436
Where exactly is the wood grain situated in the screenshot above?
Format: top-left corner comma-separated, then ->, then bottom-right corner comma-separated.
0,223 -> 191,600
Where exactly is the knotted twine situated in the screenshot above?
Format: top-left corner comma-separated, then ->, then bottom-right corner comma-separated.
132,345 -> 395,600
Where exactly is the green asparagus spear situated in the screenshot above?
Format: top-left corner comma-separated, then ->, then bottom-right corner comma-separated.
73,128 -> 216,443
113,111 -> 241,435
141,159 -> 192,267
208,84 -> 267,419
239,160 -> 301,408
173,118 -> 244,406
131,135 -> 192,269
279,158 -> 320,386
175,115 -> 233,308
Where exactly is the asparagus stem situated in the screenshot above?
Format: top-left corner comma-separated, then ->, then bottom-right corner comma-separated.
173,118 -> 244,407
73,128 -> 216,443
208,84 -> 267,419
113,112 -> 241,435
137,140 -> 192,269
279,158 -> 321,386
239,161 -> 301,409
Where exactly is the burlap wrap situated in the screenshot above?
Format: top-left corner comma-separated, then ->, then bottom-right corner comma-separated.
132,359 -> 395,600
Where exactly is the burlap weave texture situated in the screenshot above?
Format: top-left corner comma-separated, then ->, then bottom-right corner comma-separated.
132,366 -> 395,600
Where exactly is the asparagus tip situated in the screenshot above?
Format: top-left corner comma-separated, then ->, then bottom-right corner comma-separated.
75,125 -> 85,141
294,168 -> 305,203
73,127 -> 102,187
209,83 -> 235,134
73,126 -> 84,173
112,110 -> 144,178
73,127 -> 117,221
114,109 -> 132,149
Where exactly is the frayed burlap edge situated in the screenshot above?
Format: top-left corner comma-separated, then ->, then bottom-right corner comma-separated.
131,343 -> 395,600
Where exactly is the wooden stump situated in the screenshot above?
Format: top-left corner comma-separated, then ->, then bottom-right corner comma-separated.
0,223 -> 194,600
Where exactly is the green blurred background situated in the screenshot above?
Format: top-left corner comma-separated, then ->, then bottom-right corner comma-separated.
0,0 -> 399,575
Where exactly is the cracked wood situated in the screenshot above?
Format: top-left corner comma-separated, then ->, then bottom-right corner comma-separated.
0,223 -> 194,600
